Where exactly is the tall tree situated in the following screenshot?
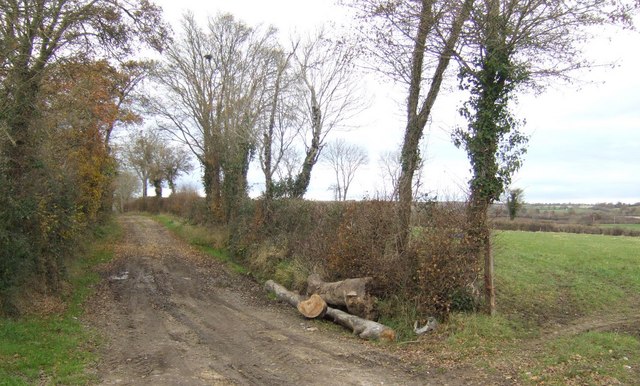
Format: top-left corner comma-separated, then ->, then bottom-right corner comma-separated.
0,0 -> 167,175
323,139 -> 368,201
122,129 -> 161,198
153,13 -> 277,222
288,30 -> 364,198
453,0 -> 636,315
0,0 -> 168,312
348,0 -> 475,253
258,47 -> 300,201
104,60 -> 156,148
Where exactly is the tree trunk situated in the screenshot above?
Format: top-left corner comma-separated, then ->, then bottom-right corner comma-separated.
325,307 -> 395,342
306,274 -> 377,320
265,279 -> 302,307
467,197 -> 495,316
153,179 -> 162,198
396,0 -> 474,254
483,228 -> 496,315
203,156 -> 222,221
291,93 -> 322,199
142,175 -> 149,198
265,280 -> 395,342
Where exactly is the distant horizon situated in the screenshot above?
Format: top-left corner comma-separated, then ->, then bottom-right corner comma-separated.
150,180 -> 640,207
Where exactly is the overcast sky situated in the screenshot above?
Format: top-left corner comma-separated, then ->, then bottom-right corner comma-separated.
154,0 -> 640,204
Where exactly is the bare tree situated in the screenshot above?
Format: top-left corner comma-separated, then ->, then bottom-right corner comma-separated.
288,29 -> 365,198
113,169 -> 140,212
322,139 -> 369,201
121,129 -> 193,198
347,0 -> 475,253
161,146 -> 193,195
257,46 -> 301,201
121,129 -> 161,197
377,139 -> 429,201
377,150 -> 401,201
152,13 -> 277,222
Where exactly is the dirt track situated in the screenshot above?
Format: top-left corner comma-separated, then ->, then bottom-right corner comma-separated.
85,215 -> 440,385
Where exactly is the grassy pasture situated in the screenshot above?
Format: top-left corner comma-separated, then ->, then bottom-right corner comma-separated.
427,231 -> 640,384
495,231 -> 640,318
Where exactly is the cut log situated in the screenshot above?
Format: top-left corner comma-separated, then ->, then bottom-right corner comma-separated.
265,279 -> 395,342
297,294 -> 327,319
306,274 -> 377,319
325,307 -> 396,342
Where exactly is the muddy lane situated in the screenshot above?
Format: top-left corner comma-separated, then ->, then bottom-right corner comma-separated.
86,215 -> 429,385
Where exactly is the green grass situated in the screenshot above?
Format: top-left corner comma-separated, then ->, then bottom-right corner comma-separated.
529,331 -> 639,384
0,220 -> 121,385
494,231 -> 640,317
153,214 -> 248,274
426,230 -> 640,384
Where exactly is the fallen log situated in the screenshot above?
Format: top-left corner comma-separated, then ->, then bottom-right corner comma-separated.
265,279 -> 301,307
297,294 -> 327,319
325,307 -> 396,342
264,280 -> 395,342
306,274 -> 377,319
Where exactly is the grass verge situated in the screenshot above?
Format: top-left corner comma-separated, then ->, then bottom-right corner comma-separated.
0,219 -> 121,385
152,214 -> 248,275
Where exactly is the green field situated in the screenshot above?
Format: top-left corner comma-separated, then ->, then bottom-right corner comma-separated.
429,231 -> 640,384
495,231 -> 640,317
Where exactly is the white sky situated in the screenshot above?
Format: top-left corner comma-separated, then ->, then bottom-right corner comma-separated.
155,0 -> 640,204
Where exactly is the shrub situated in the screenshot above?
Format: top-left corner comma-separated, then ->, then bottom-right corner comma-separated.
326,201 -> 405,294
410,202 -> 479,318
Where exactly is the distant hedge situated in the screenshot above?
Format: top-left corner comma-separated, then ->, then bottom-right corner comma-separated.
493,219 -> 640,237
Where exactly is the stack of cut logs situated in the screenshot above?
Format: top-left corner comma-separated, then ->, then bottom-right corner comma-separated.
265,274 -> 396,342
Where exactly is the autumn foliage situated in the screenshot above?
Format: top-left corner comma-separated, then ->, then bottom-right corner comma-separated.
0,60 -> 142,314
